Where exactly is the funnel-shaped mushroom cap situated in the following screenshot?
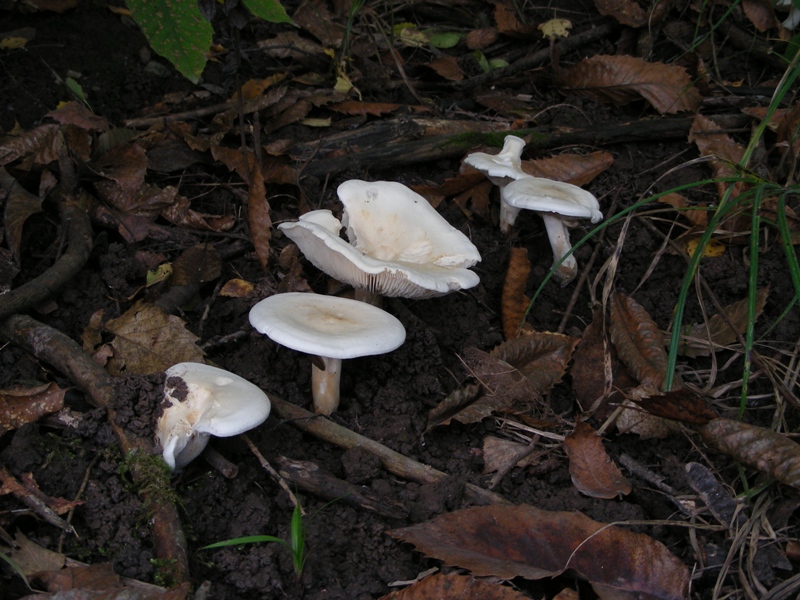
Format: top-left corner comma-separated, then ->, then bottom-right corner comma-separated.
249,292 -> 406,359
157,362 -> 271,471
501,177 -> 602,222
463,135 -> 528,180
278,182 -> 481,298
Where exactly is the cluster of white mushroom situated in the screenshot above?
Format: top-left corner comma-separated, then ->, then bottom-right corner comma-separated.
156,179 -> 482,470
464,135 -> 603,285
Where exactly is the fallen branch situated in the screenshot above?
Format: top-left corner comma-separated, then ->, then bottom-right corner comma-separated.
269,395 -> 509,506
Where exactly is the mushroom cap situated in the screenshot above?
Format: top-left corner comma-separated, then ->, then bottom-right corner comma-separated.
338,180 -> 480,268
501,176 -> 603,223
278,182 -> 481,298
249,292 -> 406,359
157,362 -> 271,470
463,135 -> 528,181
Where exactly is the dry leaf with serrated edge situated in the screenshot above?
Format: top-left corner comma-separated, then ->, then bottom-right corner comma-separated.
0,383 -> 66,434
379,572 -> 530,599
679,286 -> 769,357
557,55 -> 702,114
659,193 -> 709,227
0,124 -> 64,167
426,383 -> 486,429
502,248 -> 531,339
463,348 -> 538,412
426,55 -> 465,81
104,301 -> 204,376
563,421 -> 631,499
616,388 -> 679,439
700,418 -> 800,490
594,0 -> 647,27
632,388 -> 718,425
492,332 -> 579,395
522,151 -> 614,187
389,504 -> 690,599
609,291 -> 671,391
249,157 -> 272,269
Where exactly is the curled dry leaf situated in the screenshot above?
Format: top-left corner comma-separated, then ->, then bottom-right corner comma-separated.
482,436 -> 539,474
632,388 -> 718,426
689,114 -> 746,202
0,166 -> 43,263
609,291 -> 671,391
563,421 -> 631,499
0,123 -> 63,167
426,382 -> 486,429
389,504 -> 690,600
557,55 -> 702,115
491,332 -> 580,393
248,156 -> 272,269
0,382 -> 66,434
379,572 -> 529,600
677,286 -> 769,357
501,247 -> 532,339
615,387 -> 679,439
462,347 -> 541,414
700,418 -> 800,490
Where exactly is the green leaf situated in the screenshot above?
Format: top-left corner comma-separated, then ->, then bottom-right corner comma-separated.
126,0 -> 213,83
243,0 -> 292,24
427,31 -> 461,49
202,535 -> 289,549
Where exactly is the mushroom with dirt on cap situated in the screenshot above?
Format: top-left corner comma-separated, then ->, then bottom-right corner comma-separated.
249,292 -> 406,416
278,180 -> 481,302
157,362 -> 271,471
501,176 -> 603,285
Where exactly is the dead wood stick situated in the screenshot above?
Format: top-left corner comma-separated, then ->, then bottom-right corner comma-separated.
0,314 -> 191,585
269,395 -> 509,506
295,114 -> 750,178
274,455 -> 409,520
0,463 -> 75,533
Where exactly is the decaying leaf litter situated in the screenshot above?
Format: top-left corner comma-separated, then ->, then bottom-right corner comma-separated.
2,0 -> 800,598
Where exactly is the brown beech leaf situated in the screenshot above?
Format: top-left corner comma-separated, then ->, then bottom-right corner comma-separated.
249,156 -> 272,269
389,504 -> 690,600
0,167 -> 43,263
633,388 -> 718,425
462,348 -> 540,412
563,421 -> 631,499
493,1 -> 539,37
609,291 -> 671,391
522,151 -> 615,187
0,124 -> 64,167
571,308 -> 639,417
44,101 -> 109,132
171,244 -> 221,286
659,192 -> 709,227
678,286 -> 769,357
426,383 -> 489,429
557,55 -> 702,115
426,55 -> 465,81
482,436 -> 539,474
103,301 -> 204,376
689,114 -> 746,201
594,0 -> 647,27
380,572 -> 529,599
742,0 -> 779,31
161,195 -> 236,232
700,418 -> 800,490
616,387 -> 679,439
493,332 -> 580,394
502,247 -> 532,339
0,382 -> 66,434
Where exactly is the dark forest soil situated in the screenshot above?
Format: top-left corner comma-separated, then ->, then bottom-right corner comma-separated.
1,2 -> 799,599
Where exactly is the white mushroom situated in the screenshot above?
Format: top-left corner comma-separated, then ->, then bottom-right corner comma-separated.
249,292 -> 406,415
157,362 -> 271,471
278,180 -> 481,300
463,135 -> 528,183
501,177 -> 602,284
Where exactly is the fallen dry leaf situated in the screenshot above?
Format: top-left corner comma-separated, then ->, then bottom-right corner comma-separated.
557,55 -> 702,114
6,532 -> 65,577
0,123 -> 65,167
659,192 -> 709,227
594,0 -> 647,27
482,435 -> 540,474
677,286 -> 769,357
632,388 -> 718,426
1,166 -> 43,263
0,382 -> 66,434
609,291 -> 671,391
463,347 -> 540,413
248,153 -> 272,269
700,418 -> 800,490
170,244 -> 221,287
501,247 -> 532,339
563,421 -> 631,499
742,0 -> 780,31
103,301 -> 205,375
426,382 -> 487,429
689,113 -> 746,201
44,101 -> 109,132
380,572 -> 529,599
426,55 -> 465,81
390,504 -> 690,600
615,387 -> 680,439
522,151 -> 615,187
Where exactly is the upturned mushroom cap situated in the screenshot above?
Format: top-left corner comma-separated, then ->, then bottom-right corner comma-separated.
249,292 -> 406,359
157,362 -> 271,471
463,135 -> 528,181
278,181 -> 481,298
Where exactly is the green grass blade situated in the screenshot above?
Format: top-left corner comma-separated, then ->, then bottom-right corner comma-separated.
740,186 -> 763,416
202,535 -> 289,550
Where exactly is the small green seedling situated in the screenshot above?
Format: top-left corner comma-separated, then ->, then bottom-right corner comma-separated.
203,499 -> 308,578
1,548 -> 31,589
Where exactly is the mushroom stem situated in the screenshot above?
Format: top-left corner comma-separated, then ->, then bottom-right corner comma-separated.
540,213 -> 577,285
311,355 -> 343,415
499,199 -> 522,234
